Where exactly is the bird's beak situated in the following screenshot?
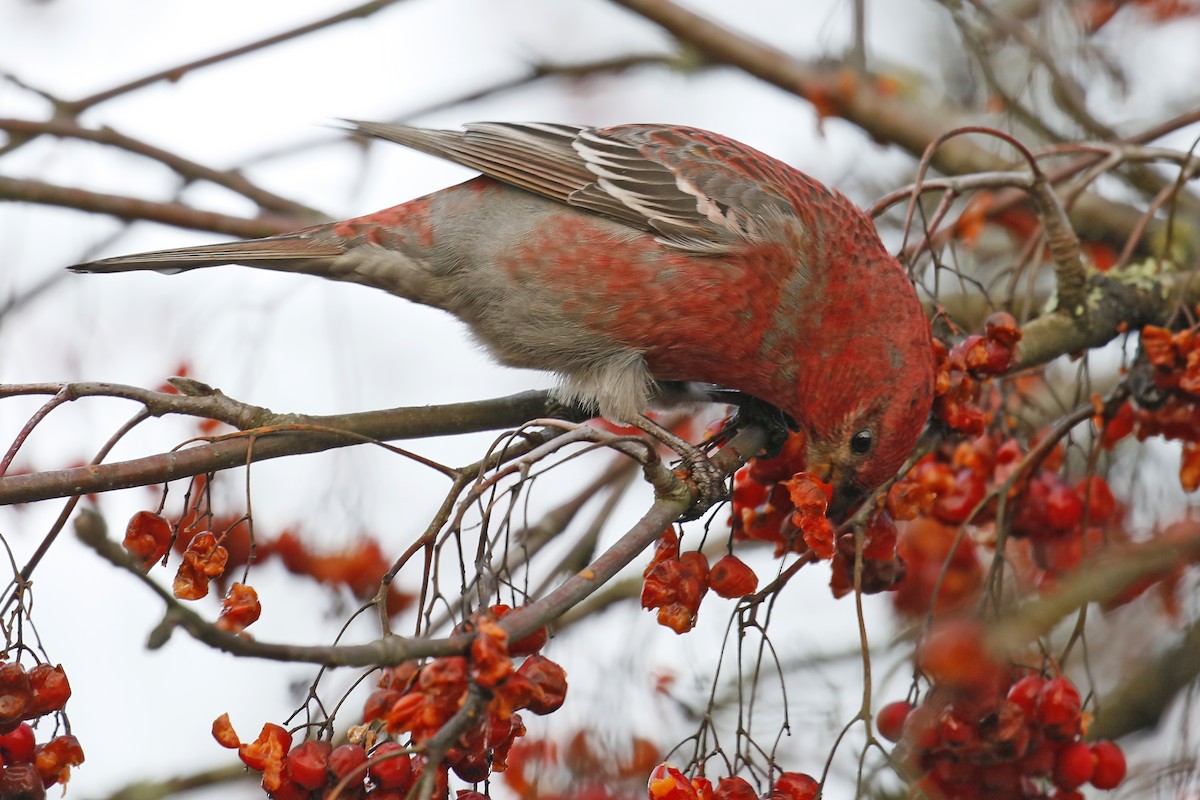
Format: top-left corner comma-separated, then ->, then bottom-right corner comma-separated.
805,450 -> 861,523
807,458 -> 835,486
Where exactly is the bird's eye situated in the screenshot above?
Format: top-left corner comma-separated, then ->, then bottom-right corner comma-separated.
850,429 -> 873,456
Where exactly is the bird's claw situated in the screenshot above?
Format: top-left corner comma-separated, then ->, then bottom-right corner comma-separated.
675,452 -> 729,521
625,414 -> 729,520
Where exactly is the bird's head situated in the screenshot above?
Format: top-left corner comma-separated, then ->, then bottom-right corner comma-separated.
799,309 -> 936,522
803,402 -> 926,521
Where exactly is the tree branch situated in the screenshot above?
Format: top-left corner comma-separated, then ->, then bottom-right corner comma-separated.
0,390 -> 566,506
0,176 -> 304,238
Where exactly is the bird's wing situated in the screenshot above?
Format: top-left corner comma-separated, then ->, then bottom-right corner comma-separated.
348,121 -> 802,254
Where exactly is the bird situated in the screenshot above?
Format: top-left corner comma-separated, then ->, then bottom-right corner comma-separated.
70,121 -> 935,518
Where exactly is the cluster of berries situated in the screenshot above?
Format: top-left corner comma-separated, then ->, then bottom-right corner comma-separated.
215,605 -> 564,797
647,764 -> 819,800
932,312 -> 1022,436
0,661 -> 81,798
641,530 -> 759,633
881,620 -> 1126,799
731,457 -> 905,601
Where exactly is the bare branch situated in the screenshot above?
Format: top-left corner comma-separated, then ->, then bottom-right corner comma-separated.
64,0 -> 414,114
0,176 -> 304,239
0,117 -> 326,219
0,389 -> 566,506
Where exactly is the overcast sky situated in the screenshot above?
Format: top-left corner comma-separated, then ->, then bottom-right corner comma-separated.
3,1 -> 1199,797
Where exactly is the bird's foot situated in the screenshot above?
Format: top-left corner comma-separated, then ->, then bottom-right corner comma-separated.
627,414 -> 728,520
717,395 -> 794,459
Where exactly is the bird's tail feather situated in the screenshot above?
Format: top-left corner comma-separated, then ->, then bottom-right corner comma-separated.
68,234 -> 346,276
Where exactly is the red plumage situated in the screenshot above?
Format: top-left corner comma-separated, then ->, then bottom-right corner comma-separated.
71,121 -> 935,509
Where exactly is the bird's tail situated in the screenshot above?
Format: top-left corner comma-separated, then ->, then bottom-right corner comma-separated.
68,233 -> 347,276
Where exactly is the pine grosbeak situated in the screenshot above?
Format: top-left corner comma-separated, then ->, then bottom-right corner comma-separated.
71,122 -> 935,514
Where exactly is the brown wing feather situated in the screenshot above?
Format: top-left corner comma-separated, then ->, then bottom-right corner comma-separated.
69,234 -> 346,275
347,121 -> 803,253
347,121 -> 593,203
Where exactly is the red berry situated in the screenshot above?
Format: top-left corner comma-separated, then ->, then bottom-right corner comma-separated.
1076,476 -> 1117,523
368,742 -> 413,790
901,702 -> 940,751
708,554 -> 758,598
917,618 -> 1003,693
267,777 -> 309,800
984,311 -> 1021,348
1044,482 -> 1083,530
932,469 -> 986,524
0,723 -> 37,762
32,734 -> 84,787
648,763 -> 701,800
0,762 -> 44,800
876,701 -> 912,743
771,771 -> 819,800
450,750 -> 489,783
26,664 -> 70,717
1006,674 -> 1045,717
1089,740 -> 1127,789
937,706 -> 975,747
1037,677 -> 1082,737
284,740 -> 332,790
713,776 -> 757,800
1052,740 -> 1095,790
328,743 -> 369,781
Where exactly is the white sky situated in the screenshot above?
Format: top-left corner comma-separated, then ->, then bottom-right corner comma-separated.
2,0 -> 1199,797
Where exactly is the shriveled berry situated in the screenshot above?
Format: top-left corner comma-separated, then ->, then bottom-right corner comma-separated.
32,734 -> 84,787
518,655 -> 568,715
0,762 -> 44,800
24,664 -> 69,720
713,776 -> 756,800
648,763 -> 700,800
0,663 -> 32,727
708,554 -> 758,598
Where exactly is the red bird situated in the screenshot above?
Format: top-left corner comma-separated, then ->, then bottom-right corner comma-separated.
71,121 -> 934,513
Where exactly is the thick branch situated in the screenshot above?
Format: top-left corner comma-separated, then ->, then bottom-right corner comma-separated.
1089,615 -> 1200,740
0,390 -> 564,506
989,532 -> 1200,654
74,424 -> 768,666
1015,265 -> 1198,370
